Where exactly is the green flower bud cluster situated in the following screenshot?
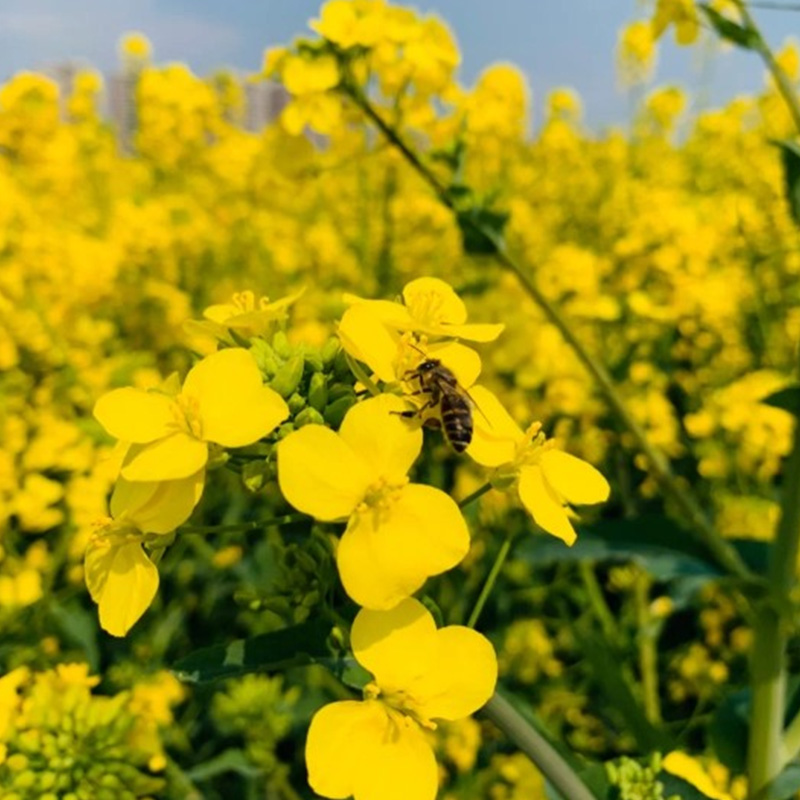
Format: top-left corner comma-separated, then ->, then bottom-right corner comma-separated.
234,534 -> 334,624
211,675 -> 299,775
606,755 -> 677,800
251,331 -> 357,434
0,691 -> 163,800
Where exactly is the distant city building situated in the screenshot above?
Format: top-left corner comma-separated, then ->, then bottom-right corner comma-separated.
42,61 -> 291,148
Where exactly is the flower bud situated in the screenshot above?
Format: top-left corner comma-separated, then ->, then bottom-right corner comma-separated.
270,355 -> 304,398
321,337 -> 341,367
271,330 -> 292,359
294,407 -> 325,428
308,373 -> 328,411
288,392 -> 307,414
250,340 -> 279,377
323,395 -> 354,428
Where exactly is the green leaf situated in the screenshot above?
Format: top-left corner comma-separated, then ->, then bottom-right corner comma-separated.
698,5 -> 759,49
708,689 -> 750,772
456,206 -> 509,255
660,773 -> 717,800
172,617 -> 333,683
767,764 -> 800,800
516,515 -> 768,583
577,628 -> 670,752
776,140 -> 800,226
185,749 -> 261,782
49,600 -> 100,671
763,385 -> 800,417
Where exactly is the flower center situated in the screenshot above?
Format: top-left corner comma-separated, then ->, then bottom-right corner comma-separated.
357,476 -> 408,526
231,290 -> 257,313
174,394 -> 204,439
514,422 -> 548,468
363,682 -> 437,731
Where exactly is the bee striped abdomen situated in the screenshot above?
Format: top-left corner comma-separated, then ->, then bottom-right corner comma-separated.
441,392 -> 473,452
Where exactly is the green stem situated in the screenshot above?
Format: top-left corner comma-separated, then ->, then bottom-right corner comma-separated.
180,514 -> 307,535
634,572 -> 662,725
344,84 -> 750,581
578,561 -> 621,646
735,1 -> 800,135
458,482 -> 493,509
467,535 -> 513,629
483,692 -> 598,800
783,704 -> 800,760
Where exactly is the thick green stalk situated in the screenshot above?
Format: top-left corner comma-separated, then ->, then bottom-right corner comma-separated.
345,84 -> 750,581
483,693 -> 598,800
634,572 -> 662,725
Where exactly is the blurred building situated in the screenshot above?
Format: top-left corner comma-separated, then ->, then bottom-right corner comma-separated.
45,60 -> 290,148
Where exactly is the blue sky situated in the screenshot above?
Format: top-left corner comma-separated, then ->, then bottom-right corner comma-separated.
0,0 -> 797,128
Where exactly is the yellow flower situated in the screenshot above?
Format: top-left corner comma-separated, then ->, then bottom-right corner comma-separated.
119,32 -> 152,61
339,277 -> 502,384
278,394 -> 469,608
662,752 -> 734,800
652,0 -> 700,46
282,53 -> 340,96
85,470 -> 203,636
311,0 -> 386,49
467,387 -> 609,544
282,92 -> 344,136
306,598 -> 497,800
185,288 -> 304,346
94,348 -> 288,482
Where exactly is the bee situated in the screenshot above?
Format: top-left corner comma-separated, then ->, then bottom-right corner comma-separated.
400,356 -> 474,453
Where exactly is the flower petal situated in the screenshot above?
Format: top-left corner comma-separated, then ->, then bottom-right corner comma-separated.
338,305 -> 400,383
85,540 -> 159,637
339,395 -> 422,482
466,386 -> 523,468
183,348 -> 289,447
439,321 -> 505,342
427,342 -> 481,389
110,472 -> 205,534
403,277 -> 467,326
355,718 -> 438,800
411,626 -> 497,720
306,700 -> 388,800
541,450 -> 610,506
351,598 -> 438,689
120,435 -> 208,482
518,465 -> 577,545
337,484 -> 470,609
278,425 -> 370,521
94,388 -> 175,443
344,294 -> 415,329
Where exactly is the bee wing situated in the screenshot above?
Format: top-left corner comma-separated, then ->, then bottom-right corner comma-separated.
463,387 -> 492,428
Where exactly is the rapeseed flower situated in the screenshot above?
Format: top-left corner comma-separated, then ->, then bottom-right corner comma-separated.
306,598 -> 497,800
467,386 -> 609,544
94,348 -> 288,482
85,471 -> 203,636
278,394 -> 469,608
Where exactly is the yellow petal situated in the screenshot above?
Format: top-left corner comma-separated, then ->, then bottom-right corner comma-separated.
427,342 -> 481,389
662,753 -> 731,800
403,277 -> 467,326
94,388 -> 175,443
278,425 -> 370,521
85,540 -> 159,637
541,450 -> 610,506
337,484 -> 470,609
120,434 -> 208,482
439,321 -> 505,342
518,465 -> 577,545
355,718 -> 438,800
339,395 -> 422,482
411,626 -> 497,720
466,386 -> 523,468
351,598 -> 438,690
183,348 -> 289,447
306,700 -> 389,800
110,472 -> 205,534
338,305 -> 400,383
344,295 -> 414,329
